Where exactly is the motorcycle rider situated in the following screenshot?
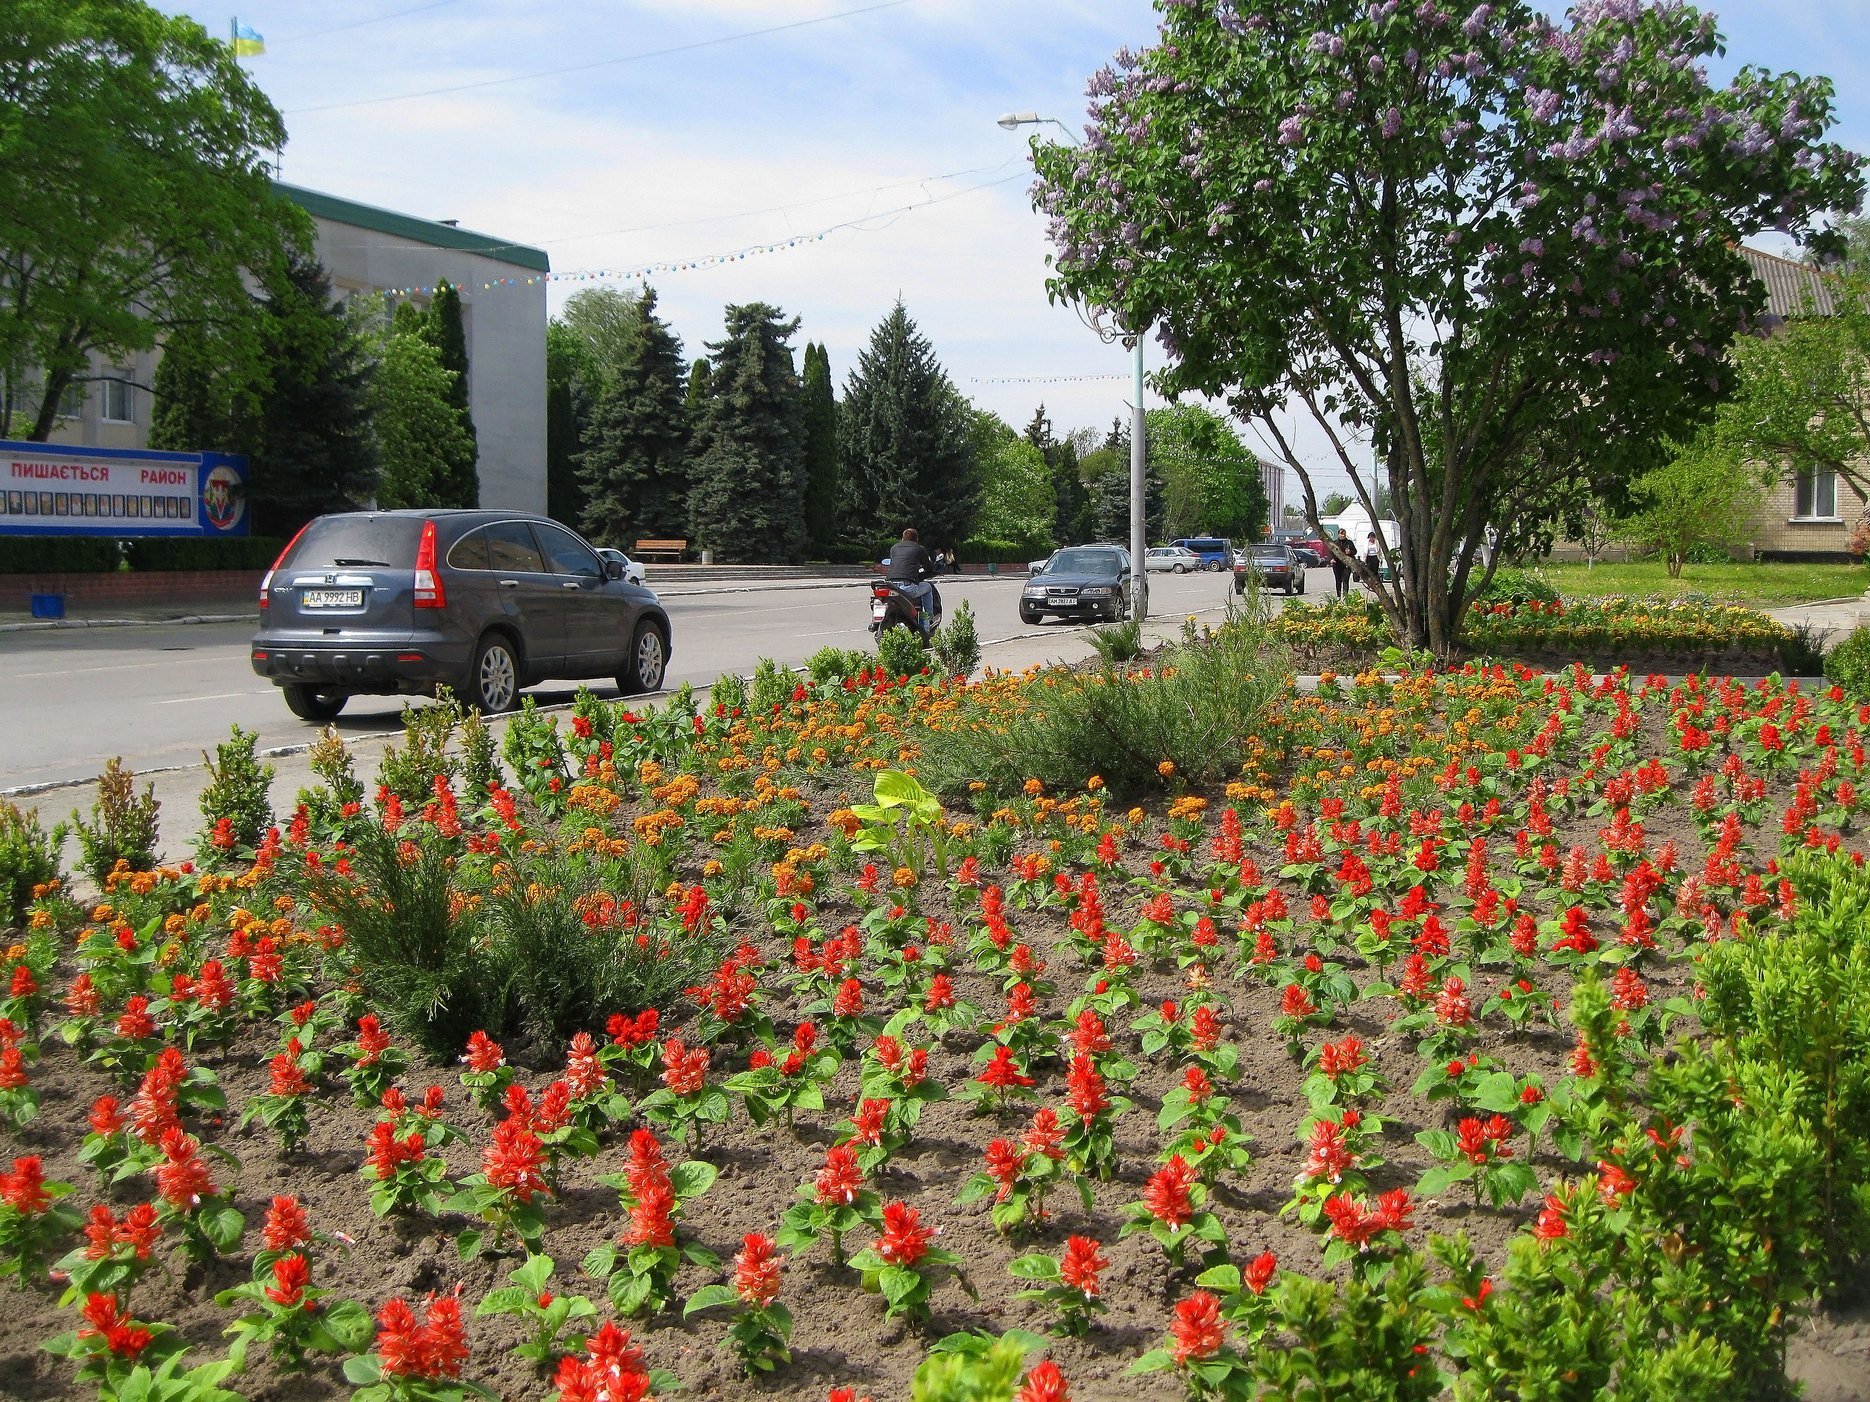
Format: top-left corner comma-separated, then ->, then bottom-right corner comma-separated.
885,527 -> 941,639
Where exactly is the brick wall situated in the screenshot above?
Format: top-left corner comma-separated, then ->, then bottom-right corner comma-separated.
0,570 -> 261,615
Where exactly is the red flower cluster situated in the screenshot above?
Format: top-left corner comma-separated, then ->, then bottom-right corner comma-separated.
483,1116 -> 549,1202
461,1031 -> 505,1073
1058,1235 -> 1107,1297
976,1044 -> 1034,1090
815,1145 -> 864,1206
263,1195 -> 312,1253
874,1200 -> 934,1267
1322,1188 -> 1414,1247
153,1127 -> 217,1211
79,1293 -> 152,1359
83,1202 -> 160,1261
552,1321 -> 651,1402
622,1128 -> 675,1249
1169,1290 -> 1225,1364
733,1232 -> 784,1307
660,1038 -> 709,1095
375,1290 -> 470,1379
366,1121 -> 429,1179
1142,1156 -> 1198,1228
0,1154 -> 49,1214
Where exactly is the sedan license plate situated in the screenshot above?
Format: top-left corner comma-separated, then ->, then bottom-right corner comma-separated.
301,588 -> 363,609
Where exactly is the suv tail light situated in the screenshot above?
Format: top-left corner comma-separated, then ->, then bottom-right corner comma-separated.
413,519 -> 445,609
258,521 -> 310,609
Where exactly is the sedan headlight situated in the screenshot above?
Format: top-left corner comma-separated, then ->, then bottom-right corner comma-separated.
1023,584 -> 1047,597
1080,586 -> 1112,598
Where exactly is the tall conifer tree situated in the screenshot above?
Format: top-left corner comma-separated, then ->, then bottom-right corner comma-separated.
837,301 -> 979,554
421,280 -> 479,507
687,304 -> 806,564
799,342 -> 841,558
577,288 -> 690,545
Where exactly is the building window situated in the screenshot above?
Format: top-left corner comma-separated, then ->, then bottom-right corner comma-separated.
1794,466 -> 1839,521
57,378 -> 86,420
102,374 -> 133,423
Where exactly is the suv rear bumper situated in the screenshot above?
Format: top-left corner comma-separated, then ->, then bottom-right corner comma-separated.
250,640 -> 467,696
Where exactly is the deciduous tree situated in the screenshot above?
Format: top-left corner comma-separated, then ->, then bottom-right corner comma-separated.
1147,403 -> 1268,542
972,411 -> 1056,555
0,0 -> 294,441
1619,433 -> 1766,577
1033,0 -> 1862,651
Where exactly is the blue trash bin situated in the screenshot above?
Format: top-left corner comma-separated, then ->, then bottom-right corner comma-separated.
29,593 -> 65,620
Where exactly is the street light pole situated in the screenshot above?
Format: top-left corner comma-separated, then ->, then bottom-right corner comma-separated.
998,112 -> 1147,623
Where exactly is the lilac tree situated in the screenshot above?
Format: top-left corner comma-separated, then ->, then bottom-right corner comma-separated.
1033,0 -> 1862,651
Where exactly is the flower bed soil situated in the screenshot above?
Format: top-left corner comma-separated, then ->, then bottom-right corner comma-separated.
4,663 -> 1870,1399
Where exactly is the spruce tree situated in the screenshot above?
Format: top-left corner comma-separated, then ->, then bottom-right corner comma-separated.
687,304 -> 806,564
838,301 -> 979,556
1051,438 -> 1090,546
148,321 -> 253,457
577,287 -> 691,546
1090,450 -> 1165,544
1024,404 -> 1055,454
421,280 -> 480,507
685,359 -> 711,417
799,342 -> 841,558
248,252 -> 377,537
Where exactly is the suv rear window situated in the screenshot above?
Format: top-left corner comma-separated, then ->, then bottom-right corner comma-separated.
283,515 -> 424,569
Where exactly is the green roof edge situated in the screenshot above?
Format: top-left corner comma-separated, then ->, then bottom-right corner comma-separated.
276,182 -> 550,273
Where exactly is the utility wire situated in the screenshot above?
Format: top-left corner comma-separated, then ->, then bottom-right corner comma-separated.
288,0 -> 919,114
270,1 -> 461,45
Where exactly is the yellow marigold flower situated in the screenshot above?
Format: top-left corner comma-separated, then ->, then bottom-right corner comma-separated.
892,866 -> 918,889
1023,778 -> 1044,797
1157,760 -> 1176,778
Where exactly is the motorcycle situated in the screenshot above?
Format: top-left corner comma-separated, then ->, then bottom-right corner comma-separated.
868,580 -> 941,642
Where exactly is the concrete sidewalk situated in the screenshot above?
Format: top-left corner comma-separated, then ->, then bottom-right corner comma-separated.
1766,596 -> 1869,637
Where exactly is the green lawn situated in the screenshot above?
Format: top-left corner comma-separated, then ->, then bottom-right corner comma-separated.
1527,560 -> 1870,608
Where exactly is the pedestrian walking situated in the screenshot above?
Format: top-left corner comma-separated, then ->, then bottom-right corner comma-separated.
1331,527 -> 1352,598
1364,532 -> 1381,588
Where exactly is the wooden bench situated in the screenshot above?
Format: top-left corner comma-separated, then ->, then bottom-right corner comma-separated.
633,538 -> 687,562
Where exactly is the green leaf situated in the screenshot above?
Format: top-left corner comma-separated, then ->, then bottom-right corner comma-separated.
1470,1071 -> 1524,1114
878,1265 -> 922,1306
343,1354 -> 383,1385
669,1160 -> 718,1200
1007,1253 -> 1060,1283
683,1284 -> 740,1318
1416,1165 -> 1467,1198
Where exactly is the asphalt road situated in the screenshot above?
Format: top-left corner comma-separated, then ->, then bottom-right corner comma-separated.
0,566 -> 1279,792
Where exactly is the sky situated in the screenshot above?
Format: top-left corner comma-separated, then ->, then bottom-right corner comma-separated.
163,0 -> 1870,497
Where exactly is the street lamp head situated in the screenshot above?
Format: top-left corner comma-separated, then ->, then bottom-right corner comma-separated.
997,111 -> 1040,130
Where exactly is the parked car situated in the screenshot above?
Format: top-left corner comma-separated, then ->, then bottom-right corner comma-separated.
1274,531 -> 1329,568
1144,545 -> 1201,573
1028,553 -> 1054,575
1020,545 -> 1133,624
1171,536 -> 1233,571
251,510 -> 674,720
594,547 -> 648,587
1235,542 -> 1304,595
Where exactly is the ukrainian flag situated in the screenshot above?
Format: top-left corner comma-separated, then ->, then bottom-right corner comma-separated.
231,21 -> 265,56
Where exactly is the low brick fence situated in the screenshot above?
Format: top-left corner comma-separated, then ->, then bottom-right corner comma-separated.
0,570 -> 262,615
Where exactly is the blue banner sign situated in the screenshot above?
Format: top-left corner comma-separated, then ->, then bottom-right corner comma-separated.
0,441 -> 249,538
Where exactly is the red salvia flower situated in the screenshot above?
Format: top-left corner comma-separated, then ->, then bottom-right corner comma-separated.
79,1294 -> 152,1359
1300,1119 -> 1353,1185
266,1253 -> 311,1308
1169,1290 -> 1225,1365
115,996 -> 156,1041
267,1041 -> 312,1097
1070,1009 -> 1111,1056
88,1095 -> 125,1136
1058,1235 -> 1108,1297
1280,984 -> 1316,1018
154,1128 -> 216,1211
263,1195 -> 312,1253
874,1200 -> 934,1267
923,974 -> 956,1012
1064,1053 -> 1109,1119
622,1129 -> 675,1248
353,1015 -> 392,1065
564,1032 -> 607,1099
1190,1005 -> 1224,1052
366,1121 -> 429,1179
732,1232 -> 784,1307
1016,1359 -> 1070,1402
849,1097 -> 889,1147
461,1031 -> 505,1073
0,1154 -> 49,1214
419,1292 -> 470,1378
983,1139 -> 1026,1200
1143,1156 -> 1197,1228
1242,1250 -> 1277,1295
1533,1191 -> 1570,1241
484,1117 -> 549,1202
814,1144 -> 864,1206
976,1045 -> 1034,1090
117,1203 -> 159,1258
832,978 -> 865,1017
660,1038 -> 709,1095
1023,1107 -> 1065,1161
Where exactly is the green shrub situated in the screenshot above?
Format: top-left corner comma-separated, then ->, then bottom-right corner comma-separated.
876,625 -> 926,681
1778,620 -> 1830,676
70,758 -> 161,886
932,599 -> 981,679
196,725 -> 274,857
298,726 -> 365,824
459,708 -> 501,799
918,610 -> 1289,799
1473,565 -> 1559,605
749,657 -> 793,715
307,825 -> 506,1059
709,671 -> 749,717
1088,616 -> 1143,665
1826,625 -> 1870,699
0,801 -> 65,928
1698,850 -> 1870,1291
380,698 -> 461,807
806,646 -> 870,686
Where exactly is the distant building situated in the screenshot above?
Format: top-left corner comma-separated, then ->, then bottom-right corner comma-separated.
1259,458 -> 1285,533
1733,244 -> 1865,561
34,182 -> 549,513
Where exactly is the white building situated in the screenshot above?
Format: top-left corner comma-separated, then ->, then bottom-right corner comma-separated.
36,182 -> 550,512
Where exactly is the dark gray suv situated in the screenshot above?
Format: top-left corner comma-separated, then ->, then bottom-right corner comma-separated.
251,510 -> 674,720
